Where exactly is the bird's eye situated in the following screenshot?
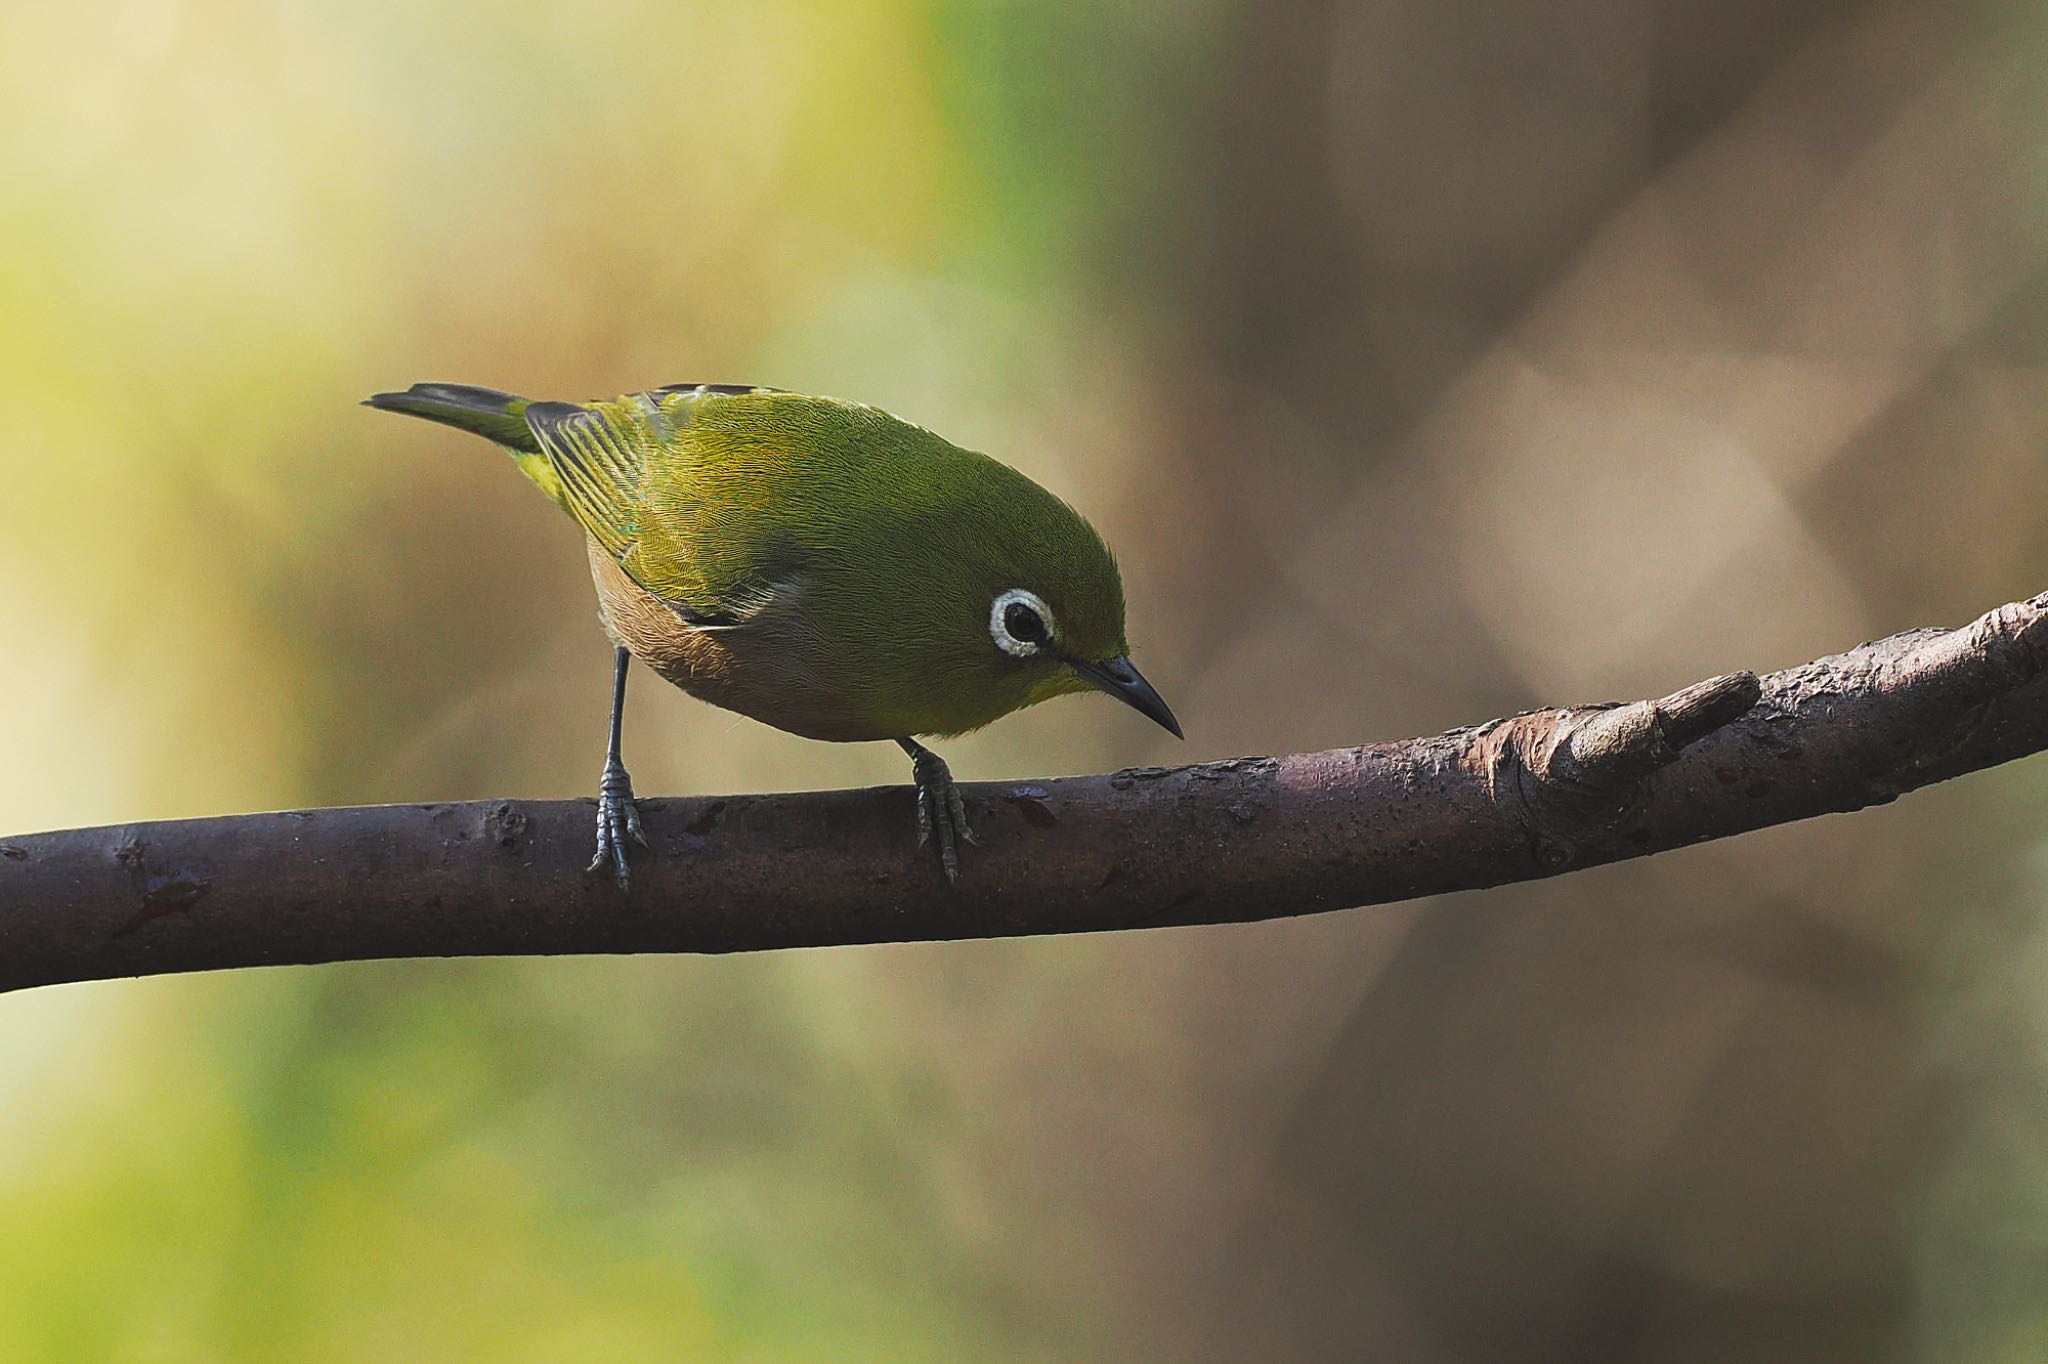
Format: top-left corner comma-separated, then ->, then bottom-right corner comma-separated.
990,588 -> 1055,658
1005,602 -> 1047,643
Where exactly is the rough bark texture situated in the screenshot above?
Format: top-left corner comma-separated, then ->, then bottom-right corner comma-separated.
4,591 -> 2047,996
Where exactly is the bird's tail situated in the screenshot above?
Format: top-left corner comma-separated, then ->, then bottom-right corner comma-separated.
363,383 -> 541,454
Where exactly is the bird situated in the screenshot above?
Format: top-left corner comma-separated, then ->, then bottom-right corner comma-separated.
364,380 -> 1180,887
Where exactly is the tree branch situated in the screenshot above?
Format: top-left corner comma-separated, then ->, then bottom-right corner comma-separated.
6,591 -> 2048,996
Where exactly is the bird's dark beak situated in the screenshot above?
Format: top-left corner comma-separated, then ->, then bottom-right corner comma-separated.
1069,654 -> 1183,739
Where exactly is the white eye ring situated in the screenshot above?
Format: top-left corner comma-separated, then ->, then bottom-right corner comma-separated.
991,588 -> 1054,658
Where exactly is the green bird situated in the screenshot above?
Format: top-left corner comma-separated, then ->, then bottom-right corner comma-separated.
365,381 -> 1180,886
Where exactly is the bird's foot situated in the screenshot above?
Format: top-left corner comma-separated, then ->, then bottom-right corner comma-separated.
905,742 -> 978,883
588,758 -> 647,890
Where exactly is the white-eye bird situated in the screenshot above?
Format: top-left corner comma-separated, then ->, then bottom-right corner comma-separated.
366,381 -> 1180,885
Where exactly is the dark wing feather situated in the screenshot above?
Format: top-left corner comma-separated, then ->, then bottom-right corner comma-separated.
523,401 -> 645,559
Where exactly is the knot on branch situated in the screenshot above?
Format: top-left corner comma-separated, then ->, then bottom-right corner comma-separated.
1944,593 -> 2048,690
1484,671 -> 1762,867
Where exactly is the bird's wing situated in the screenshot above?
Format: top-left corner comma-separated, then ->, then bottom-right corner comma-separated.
521,399 -> 647,561
524,384 -> 792,625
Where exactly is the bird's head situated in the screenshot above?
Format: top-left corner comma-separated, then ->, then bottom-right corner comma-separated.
850,456 -> 1180,741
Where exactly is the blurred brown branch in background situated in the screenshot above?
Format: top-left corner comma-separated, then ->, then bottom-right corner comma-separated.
5,589 -> 2048,997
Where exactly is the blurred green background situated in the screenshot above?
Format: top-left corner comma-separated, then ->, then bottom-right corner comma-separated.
6,0 -> 2048,1358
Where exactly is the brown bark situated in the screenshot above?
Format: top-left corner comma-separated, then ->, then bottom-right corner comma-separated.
4,591 -> 2047,996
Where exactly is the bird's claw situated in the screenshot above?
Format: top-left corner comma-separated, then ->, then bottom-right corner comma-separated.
589,758 -> 646,890
908,746 -> 975,883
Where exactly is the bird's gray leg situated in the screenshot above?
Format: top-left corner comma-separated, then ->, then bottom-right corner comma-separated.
897,737 -> 977,883
589,646 -> 647,889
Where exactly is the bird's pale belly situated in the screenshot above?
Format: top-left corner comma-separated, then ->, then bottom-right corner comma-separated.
584,541 -> 889,742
